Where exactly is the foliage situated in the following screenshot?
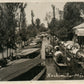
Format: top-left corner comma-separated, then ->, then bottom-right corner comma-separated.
48,18 -> 59,36
48,2 -> 84,41
5,3 -> 21,48
19,3 -> 27,42
26,18 -> 48,38
0,4 -> 8,48
35,18 -> 40,29
64,2 -> 84,24
63,2 -> 84,40
27,25 -> 38,37
39,23 -> 48,32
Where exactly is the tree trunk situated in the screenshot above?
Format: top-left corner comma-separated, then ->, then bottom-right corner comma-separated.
2,48 -> 4,59
21,41 -> 22,48
11,48 -> 13,57
24,41 -> 25,46
7,47 -> 8,58
10,48 -> 11,56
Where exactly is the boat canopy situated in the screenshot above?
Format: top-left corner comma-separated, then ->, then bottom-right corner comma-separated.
73,23 -> 84,36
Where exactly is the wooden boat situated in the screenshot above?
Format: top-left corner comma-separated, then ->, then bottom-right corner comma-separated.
54,55 -> 67,67
53,52 -> 69,74
13,48 -> 40,59
0,56 -> 46,81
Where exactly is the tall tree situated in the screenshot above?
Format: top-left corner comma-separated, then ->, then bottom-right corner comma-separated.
31,10 -> 35,26
0,4 -> 8,58
64,2 -> 84,26
27,24 -> 38,37
63,2 -> 84,40
35,18 -> 40,29
19,3 -> 27,46
45,12 -> 52,27
6,3 -> 21,57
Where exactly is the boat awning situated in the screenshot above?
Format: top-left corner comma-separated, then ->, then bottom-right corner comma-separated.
75,29 -> 84,36
73,23 -> 84,29
16,48 -> 40,56
73,23 -> 84,36
21,48 -> 40,56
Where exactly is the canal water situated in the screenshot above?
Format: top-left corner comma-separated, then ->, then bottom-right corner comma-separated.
44,57 -> 84,80
44,58 -> 70,80
45,58 -> 72,80
45,58 -> 57,80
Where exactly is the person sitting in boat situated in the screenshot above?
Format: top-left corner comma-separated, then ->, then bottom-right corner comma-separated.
53,46 -> 64,63
54,46 -> 63,56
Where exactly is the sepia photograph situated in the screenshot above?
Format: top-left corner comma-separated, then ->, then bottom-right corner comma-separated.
0,0 -> 84,81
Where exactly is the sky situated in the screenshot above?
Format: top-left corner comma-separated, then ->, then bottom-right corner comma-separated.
25,2 -> 67,27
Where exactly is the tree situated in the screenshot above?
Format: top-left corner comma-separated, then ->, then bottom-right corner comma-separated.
0,4 -> 8,58
31,10 -> 35,26
39,23 -> 48,32
51,5 -> 55,19
27,24 -> 38,37
45,12 -> 52,27
6,3 -> 20,44
5,3 -> 21,57
18,3 -> 27,47
0,3 -> 28,59
35,18 -> 40,29
64,2 -> 84,26
48,3 -> 84,41
63,2 -> 84,40
48,5 -> 60,36
48,18 -> 59,36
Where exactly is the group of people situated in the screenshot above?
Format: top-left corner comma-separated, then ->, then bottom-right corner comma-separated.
44,35 -> 66,64
53,46 -> 65,63
45,43 -> 65,63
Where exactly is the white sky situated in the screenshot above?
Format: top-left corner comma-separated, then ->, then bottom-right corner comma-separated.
25,2 -> 66,27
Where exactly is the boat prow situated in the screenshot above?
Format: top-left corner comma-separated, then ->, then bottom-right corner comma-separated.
53,57 -> 68,67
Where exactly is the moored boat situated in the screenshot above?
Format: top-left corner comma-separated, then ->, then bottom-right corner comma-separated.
53,46 -> 69,74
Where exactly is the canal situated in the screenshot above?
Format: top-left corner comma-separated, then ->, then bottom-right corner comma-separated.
45,57 -> 57,80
